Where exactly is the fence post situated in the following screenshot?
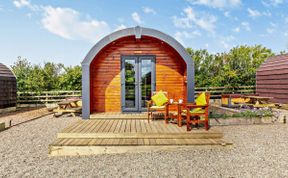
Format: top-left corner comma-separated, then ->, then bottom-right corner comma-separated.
45,92 -> 48,105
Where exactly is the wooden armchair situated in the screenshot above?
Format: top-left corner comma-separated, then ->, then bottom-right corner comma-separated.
147,91 -> 168,122
181,92 -> 210,131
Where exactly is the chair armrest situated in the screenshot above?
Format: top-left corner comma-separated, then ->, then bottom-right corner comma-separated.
146,100 -> 152,107
186,105 -> 209,108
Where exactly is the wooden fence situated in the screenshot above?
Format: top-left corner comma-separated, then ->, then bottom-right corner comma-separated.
17,91 -> 81,107
17,86 -> 255,106
195,85 -> 256,99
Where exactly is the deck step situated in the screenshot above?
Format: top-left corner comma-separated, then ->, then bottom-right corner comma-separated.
57,132 -> 223,139
49,138 -> 232,156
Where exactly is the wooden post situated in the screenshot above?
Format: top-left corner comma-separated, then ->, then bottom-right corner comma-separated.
46,92 -> 48,105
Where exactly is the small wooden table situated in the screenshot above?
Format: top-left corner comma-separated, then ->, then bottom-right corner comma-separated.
166,102 -> 183,127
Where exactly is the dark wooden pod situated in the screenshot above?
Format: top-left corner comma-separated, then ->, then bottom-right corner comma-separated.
0,63 -> 17,109
256,54 -> 288,104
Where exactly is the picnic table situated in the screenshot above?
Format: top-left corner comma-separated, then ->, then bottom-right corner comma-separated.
53,99 -> 82,117
243,95 -> 274,108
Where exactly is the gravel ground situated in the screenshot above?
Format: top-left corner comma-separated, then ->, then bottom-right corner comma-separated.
0,114 -> 288,178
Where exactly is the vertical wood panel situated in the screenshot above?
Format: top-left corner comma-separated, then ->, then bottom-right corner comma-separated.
0,63 -> 17,109
90,36 -> 186,112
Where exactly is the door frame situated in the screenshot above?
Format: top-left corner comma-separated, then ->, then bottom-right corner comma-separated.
121,55 -> 156,112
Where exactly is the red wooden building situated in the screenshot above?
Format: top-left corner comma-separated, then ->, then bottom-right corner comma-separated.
81,26 -> 194,119
256,54 -> 288,104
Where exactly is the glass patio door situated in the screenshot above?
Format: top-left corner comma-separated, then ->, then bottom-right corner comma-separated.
121,55 -> 155,112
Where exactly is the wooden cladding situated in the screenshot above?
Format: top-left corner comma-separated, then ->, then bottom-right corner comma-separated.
0,63 -> 17,109
90,36 -> 186,112
256,54 -> 288,104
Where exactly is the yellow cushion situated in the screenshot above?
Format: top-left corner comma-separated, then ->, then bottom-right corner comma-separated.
191,92 -> 207,113
151,91 -> 168,107
196,92 -> 207,105
182,109 -> 205,115
190,108 -> 205,114
150,106 -> 166,109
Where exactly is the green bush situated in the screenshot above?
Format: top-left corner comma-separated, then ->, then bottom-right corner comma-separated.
210,109 -> 273,119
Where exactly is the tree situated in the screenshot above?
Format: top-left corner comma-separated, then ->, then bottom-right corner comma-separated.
12,57 -> 65,92
59,65 -> 82,90
187,45 -> 274,88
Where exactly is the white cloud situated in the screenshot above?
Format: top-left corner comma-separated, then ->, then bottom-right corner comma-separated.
284,32 -> 288,36
142,7 -> 156,14
247,8 -> 271,18
262,0 -> 284,7
233,22 -> 251,33
12,1 -> 128,43
13,0 -> 39,11
247,8 -> 261,17
266,22 -> 277,34
221,40 -> 229,49
266,28 -> 275,33
173,7 -> 217,33
187,0 -> 241,9
114,24 -> 127,31
224,11 -> 230,17
219,35 -> 235,49
233,27 -> 240,32
131,12 -> 142,24
241,21 -> 251,31
13,0 -> 30,8
175,30 -> 201,45
41,6 -> 111,42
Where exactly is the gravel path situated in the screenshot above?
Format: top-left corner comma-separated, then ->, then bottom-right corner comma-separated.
0,114 -> 287,178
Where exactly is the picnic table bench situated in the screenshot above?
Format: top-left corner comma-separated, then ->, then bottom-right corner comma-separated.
243,95 -> 275,108
53,99 -> 82,117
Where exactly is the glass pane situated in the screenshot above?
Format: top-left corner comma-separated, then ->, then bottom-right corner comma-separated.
125,59 -> 136,108
141,60 -> 152,108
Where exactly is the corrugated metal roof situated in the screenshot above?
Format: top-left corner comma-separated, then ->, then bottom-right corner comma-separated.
0,63 -> 15,78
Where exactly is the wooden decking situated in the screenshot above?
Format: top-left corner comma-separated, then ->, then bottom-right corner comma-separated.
90,112 -> 148,119
49,119 -> 231,156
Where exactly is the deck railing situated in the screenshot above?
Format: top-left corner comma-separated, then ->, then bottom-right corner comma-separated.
17,86 -> 255,106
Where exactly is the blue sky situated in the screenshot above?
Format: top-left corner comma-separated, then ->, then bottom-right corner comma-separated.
0,0 -> 288,66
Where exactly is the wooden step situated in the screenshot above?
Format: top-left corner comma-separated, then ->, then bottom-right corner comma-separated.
49,138 -> 232,156
57,132 -> 223,139
51,138 -> 231,146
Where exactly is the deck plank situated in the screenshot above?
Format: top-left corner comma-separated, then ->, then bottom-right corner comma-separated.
108,120 -> 118,133
82,121 -> 96,133
61,120 -> 82,133
119,120 -> 126,133
131,119 -> 136,133
125,120 -> 131,133
98,120 -> 110,132
104,120 -> 114,132
114,120 -> 122,133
